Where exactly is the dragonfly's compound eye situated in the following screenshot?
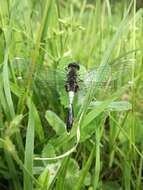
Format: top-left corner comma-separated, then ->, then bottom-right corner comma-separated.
76,64 -> 80,70
68,63 -> 80,70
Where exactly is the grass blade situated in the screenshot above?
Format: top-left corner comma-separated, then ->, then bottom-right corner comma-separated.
74,145 -> 96,190
24,98 -> 35,190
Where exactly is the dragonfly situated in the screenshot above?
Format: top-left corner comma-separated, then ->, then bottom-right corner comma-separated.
36,60 -> 133,132
65,63 -> 80,132
63,61 -> 133,133
13,57 -> 134,133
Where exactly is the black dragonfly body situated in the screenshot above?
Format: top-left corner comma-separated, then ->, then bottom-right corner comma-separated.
65,63 -> 80,133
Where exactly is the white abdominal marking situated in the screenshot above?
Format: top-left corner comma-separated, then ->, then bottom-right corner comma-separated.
69,91 -> 74,105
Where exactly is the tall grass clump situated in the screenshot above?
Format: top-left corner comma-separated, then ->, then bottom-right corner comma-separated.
0,0 -> 143,189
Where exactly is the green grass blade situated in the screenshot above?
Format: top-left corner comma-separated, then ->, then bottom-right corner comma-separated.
74,145 -> 96,190
24,98 -> 35,190
4,149 -> 22,190
32,101 -> 44,142
93,125 -> 102,190
82,84 -> 130,128
2,137 -> 22,190
3,61 -> 15,118
55,156 -> 70,190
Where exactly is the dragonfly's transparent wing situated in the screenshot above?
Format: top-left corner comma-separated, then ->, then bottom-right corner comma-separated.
33,66 -> 66,89
12,57 -> 133,108
12,56 -> 133,91
81,58 -> 133,80
83,64 -> 112,84
79,63 -> 132,90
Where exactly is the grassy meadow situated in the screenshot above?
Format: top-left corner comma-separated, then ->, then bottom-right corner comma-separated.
0,0 -> 143,189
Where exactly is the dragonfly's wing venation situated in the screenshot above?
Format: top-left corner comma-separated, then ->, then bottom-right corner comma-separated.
13,56 -> 133,92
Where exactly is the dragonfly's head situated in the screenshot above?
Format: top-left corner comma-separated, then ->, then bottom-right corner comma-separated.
68,62 -> 80,70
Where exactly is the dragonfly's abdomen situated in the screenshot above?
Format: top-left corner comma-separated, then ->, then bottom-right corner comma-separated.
66,104 -> 74,133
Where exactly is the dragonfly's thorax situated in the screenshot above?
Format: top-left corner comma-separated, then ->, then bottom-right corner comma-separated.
65,63 -> 80,93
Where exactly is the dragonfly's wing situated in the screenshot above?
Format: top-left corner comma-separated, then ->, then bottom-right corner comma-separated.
12,56 -> 66,84
13,56 -> 133,91
33,66 -> 66,90
33,64 -> 131,96
12,57 -> 133,108
80,59 -> 133,80
83,64 -> 112,84
80,61 -> 132,86
32,65 -> 70,108
77,63 -> 132,99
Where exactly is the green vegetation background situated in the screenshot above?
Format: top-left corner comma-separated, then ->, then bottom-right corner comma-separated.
0,0 -> 143,190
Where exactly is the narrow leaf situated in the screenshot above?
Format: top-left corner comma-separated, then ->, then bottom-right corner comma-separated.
24,99 -> 35,190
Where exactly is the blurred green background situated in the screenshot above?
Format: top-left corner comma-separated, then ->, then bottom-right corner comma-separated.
0,0 -> 143,190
